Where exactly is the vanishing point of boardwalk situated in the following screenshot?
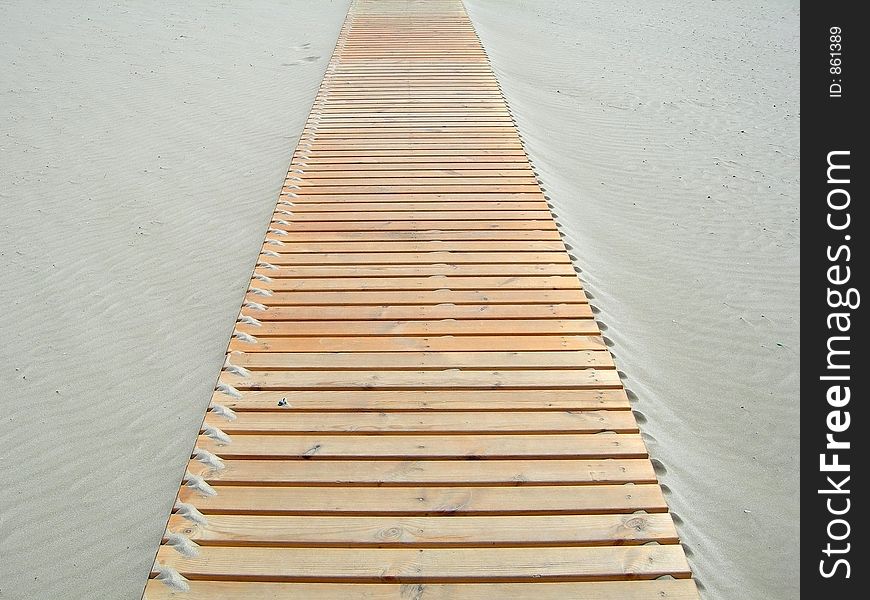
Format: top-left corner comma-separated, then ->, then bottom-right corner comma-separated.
146,0 -> 699,597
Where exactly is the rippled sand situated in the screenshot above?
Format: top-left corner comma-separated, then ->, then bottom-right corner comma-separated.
0,1 -> 349,597
463,1 -> 800,598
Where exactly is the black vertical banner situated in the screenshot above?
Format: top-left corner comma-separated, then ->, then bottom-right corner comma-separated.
802,2 -> 865,597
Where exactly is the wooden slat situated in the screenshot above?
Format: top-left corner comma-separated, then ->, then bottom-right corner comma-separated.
253,289 -> 589,305
264,252 -> 570,263
255,264 -> 576,276
254,304 -> 594,321
202,410 -> 635,434
231,350 -> 610,369
167,513 -> 678,546
262,241 -> 567,251
233,336 -> 606,353
188,459 -> 657,486
254,276 -> 581,291
211,389 -> 630,412
195,433 -> 646,460
260,230 -> 564,241
283,202 -> 550,211
145,580 -> 701,600
237,320 -> 599,337
219,369 -> 619,390
176,484 -> 665,515
154,545 -> 691,582
270,216 -> 556,225
276,210 -> 549,219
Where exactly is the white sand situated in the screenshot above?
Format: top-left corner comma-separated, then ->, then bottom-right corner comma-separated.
0,1 -> 349,597
463,1 -> 800,598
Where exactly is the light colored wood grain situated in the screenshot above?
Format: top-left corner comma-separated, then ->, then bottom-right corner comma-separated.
167,513 -> 677,547
263,241 -> 566,252
195,433 -> 646,460
232,336 -> 606,353
270,220 -> 557,231
144,580 -> 701,600
254,304 -> 594,321
257,276 -> 581,291
231,350 -> 608,369
264,251 -> 570,264
256,264 -> 576,277
202,410 -> 635,434
238,320 -> 599,337
259,230 -> 563,241
282,202 -> 549,211
175,484 -> 664,515
220,368 -> 618,390
154,545 -> 691,582
190,458 -> 657,485
210,389 -> 629,411
253,289 -> 588,306
277,210 -> 549,219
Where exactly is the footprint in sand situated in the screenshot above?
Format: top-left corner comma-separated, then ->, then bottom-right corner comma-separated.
281,56 -> 321,67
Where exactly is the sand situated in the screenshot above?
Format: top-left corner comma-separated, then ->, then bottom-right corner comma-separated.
2,0 -> 799,598
462,1 -> 800,598
0,1 -> 350,597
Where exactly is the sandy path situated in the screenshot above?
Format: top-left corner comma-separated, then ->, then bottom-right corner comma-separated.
463,1 -> 800,598
0,1 -> 349,597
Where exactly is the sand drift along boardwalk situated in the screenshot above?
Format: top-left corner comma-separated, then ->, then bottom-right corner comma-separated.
145,0 -> 699,597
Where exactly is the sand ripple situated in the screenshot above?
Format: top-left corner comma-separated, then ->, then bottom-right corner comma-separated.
0,1 -> 350,597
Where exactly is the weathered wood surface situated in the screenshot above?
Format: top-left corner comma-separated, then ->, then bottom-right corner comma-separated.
146,0 -> 698,597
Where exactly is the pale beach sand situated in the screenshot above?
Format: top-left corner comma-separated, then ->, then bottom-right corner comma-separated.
463,1 -> 800,599
0,1 -> 350,597
2,1 -> 799,599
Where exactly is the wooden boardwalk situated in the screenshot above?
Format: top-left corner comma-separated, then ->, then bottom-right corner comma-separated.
146,0 -> 699,598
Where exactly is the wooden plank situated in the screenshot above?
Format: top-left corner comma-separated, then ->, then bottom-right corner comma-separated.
297,147 -> 523,154
253,289 -> 589,306
282,202 -> 549,211
167,513 -> 678,547
284,211 -> 550,223
254,304 -> 594,321
256,264 -> 576,277
231,350 -> 609,369
263,252 -> 570,264
145,580 -> 701,600
233,336 -> 606,353
260,229 -> 563,241
292,163 -> 532,170
238,320 -> 599,337
175,484 -> 665,515
154,545 -> 691,582
262,242 -> 567,252
220,369 -> 618,390
196,433 -> 645,460
279,212 -> 552,223
283,195 -> 549,204
296,157 -> 531,164
255,276 -> 581,291
286,189 -> 542,197
202,410 -> 635,434
190,458 -> 657,485
270,220 -> 557,230
211,389 -> 630,412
